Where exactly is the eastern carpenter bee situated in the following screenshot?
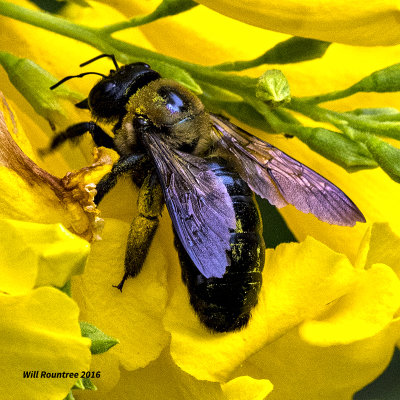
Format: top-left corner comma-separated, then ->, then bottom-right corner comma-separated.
48,54 -> 365,332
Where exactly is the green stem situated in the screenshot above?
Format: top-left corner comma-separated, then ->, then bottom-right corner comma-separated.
353,113 -> 400,122
210,53 -> 272,72
244,97 -> 289,133
299,88 -> 357,104
289,98 -> 400,141
100,12 -> 165,35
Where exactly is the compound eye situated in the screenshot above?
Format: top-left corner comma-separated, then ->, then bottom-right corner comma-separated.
103,81 -> 117,93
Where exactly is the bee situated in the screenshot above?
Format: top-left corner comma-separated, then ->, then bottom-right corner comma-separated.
48,54 -> 365,332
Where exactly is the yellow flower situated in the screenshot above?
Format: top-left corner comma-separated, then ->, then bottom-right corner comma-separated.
230,224 -> 400,400
194,0 -> 400,46
82,348 -> 273,400
1,1 -> 400,399
0,96 -> 96,399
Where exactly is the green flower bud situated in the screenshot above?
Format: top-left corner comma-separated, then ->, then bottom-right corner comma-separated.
346,107 -> 400,117
365,136 -> 400,182
256,69 -> 291,107
155,0 -> 198,16
294,126 -> 377,171
261,37 -> 331,65
212,37 -> 330,71
351,63 -> 400,93
0,52 -> 83,125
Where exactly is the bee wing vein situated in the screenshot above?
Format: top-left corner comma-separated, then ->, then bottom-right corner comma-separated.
144,133 -> 236,278
210,113 -> 365,226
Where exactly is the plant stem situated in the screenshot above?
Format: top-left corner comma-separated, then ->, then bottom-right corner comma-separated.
299,87 -> 357,104
290,98 -> 400,140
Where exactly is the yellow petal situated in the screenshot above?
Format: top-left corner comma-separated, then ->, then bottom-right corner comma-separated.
299,263 -> 400,345
165,236 -> 357,382
75,348 -> 272,400
0,93 -> 103,241
0,287 -> 91,400
0,219 -> 89,295
72,218 -> 170,372
358,222 -> 400,276
111,0 -> 286,65
222,376 -> 273,400
0,84 -> 36,160
234,319 -> 400,400
195,0 -> 400,46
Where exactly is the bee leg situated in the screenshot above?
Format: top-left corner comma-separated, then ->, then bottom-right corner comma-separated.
40,121 -> 114,155
114,171 -> 164,291
94,153 -> 151,205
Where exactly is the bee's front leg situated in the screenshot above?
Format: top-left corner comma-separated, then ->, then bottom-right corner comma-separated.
94,153 -> 151,204
114,171 -> 164,291
40,121 -> 115,155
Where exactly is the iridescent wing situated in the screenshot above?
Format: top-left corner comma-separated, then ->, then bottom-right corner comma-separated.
143,133 -> 236,278
210,113 -> 365,226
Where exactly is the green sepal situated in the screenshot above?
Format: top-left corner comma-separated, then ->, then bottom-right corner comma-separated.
81,377 -> 97,390
80,321 -> 119,354
148,59 -> 202,94
63,391 -> 75,400
72,379 -> 85,390
365,136 -> 400,182
0,51 -> 83,123
256,69 -> 291,107
294,126 -> 377,171
71,377 -> 97,391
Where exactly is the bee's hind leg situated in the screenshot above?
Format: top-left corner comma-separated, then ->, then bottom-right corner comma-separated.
39,121 -> 115,155
114,170 -> 164,291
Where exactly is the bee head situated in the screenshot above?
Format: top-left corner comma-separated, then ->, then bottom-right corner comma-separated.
88,62 -> 161,120
50,55 -> 161,121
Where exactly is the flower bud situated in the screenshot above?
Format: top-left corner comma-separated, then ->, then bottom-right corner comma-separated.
256,69 -> 291,107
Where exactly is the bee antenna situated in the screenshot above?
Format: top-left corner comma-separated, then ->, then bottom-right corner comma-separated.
50,72 -> 107,90
79,54 -> 119,70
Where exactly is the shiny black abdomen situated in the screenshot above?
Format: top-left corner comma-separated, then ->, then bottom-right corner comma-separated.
176,158 -> 265,332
